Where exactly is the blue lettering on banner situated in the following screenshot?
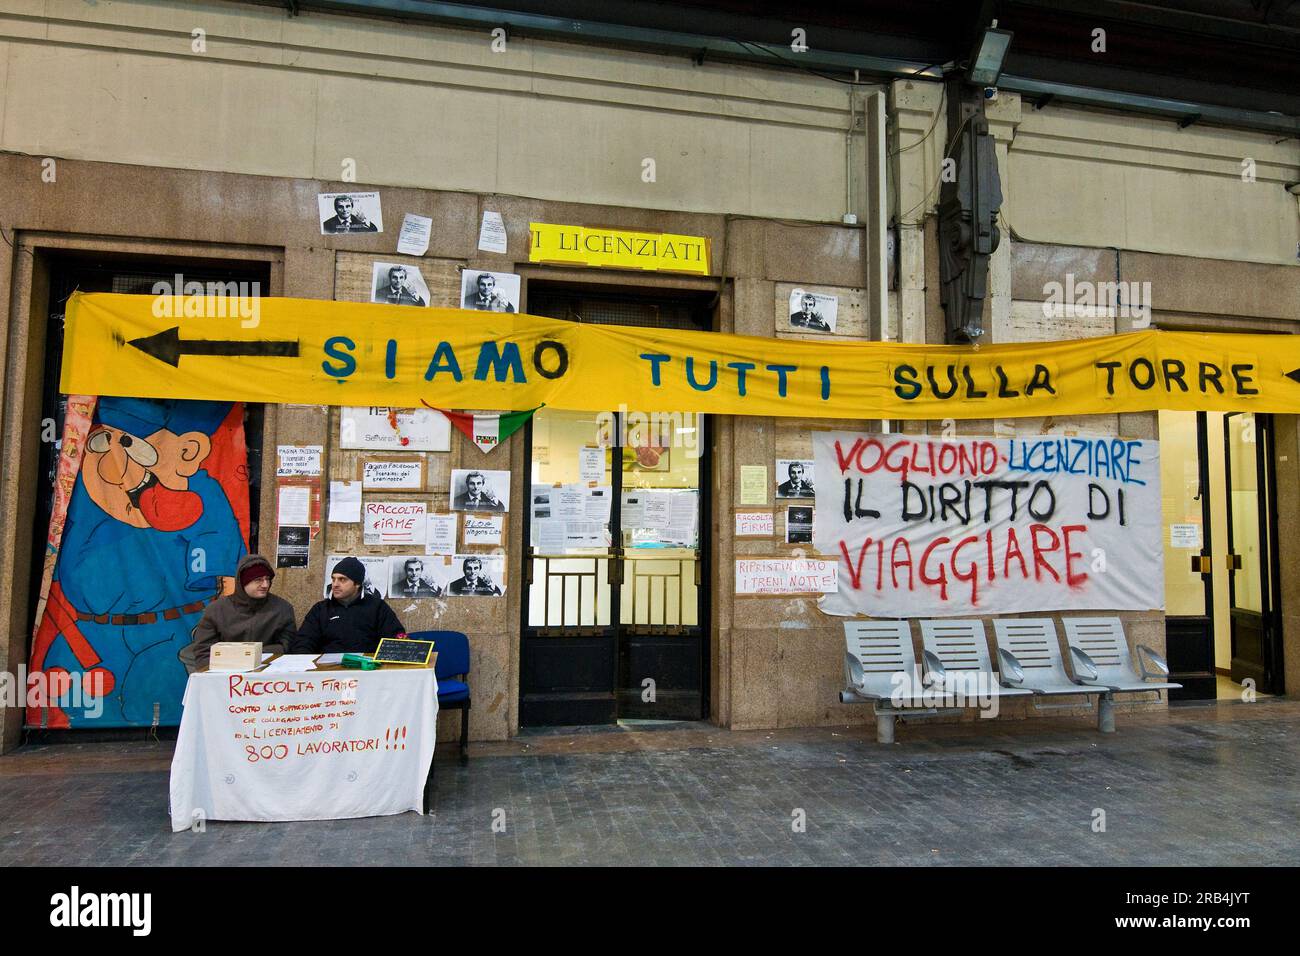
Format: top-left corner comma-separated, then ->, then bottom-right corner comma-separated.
1005,438 -> 1146,485
322,336 -> 356,378
474,342 -> 526,383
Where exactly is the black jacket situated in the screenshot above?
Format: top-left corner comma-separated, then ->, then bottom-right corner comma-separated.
289,590 -> 405,655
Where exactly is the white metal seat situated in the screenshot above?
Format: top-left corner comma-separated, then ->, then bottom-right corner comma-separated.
992,618 -> 1094,696
918,619 -> 1032,699
1061,616 -> 1181,732
840,619 -> 929,743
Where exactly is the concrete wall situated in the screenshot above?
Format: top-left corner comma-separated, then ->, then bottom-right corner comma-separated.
0,0 -> 874,222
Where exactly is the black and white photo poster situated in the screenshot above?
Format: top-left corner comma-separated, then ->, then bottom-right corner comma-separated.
318,192 -> 383,234
370,261 -> 430,307
775,459 -> 816,498
450,469 -> 510,512
788,288 -> 838,332
460,270 -> 520,312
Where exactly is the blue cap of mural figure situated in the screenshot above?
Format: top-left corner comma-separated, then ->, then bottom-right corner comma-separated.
96,398 -> 233,437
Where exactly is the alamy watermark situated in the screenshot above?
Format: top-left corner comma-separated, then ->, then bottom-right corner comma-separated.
890,666 -> 1001,718
1042,273 -> 1151,327
593,405 -> 703,459
1,666 -> 105,720
151,273 -> 261,328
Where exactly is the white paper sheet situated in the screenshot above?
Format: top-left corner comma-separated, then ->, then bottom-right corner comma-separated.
579,446 -> 604,482
397,213 -> 432,256
261,654 -> 319,673
277,484 -> 311,525
328,480 -> 362,523
425,513 -> 457,555
477,210 -> 508,254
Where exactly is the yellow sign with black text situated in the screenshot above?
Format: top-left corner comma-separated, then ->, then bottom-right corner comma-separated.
528,222 -> 710,275
61,292 -> 1300,420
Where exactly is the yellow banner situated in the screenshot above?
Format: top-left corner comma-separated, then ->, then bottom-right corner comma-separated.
61,292 -> 1300,419
528,222 -> 710,275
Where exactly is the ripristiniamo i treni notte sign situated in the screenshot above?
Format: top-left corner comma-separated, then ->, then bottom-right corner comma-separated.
812,432 -> 1162,617
61,292 -> 1300,420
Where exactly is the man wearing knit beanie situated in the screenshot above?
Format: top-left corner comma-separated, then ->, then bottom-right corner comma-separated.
291,555 -> 405,656
180,554 -> 296,672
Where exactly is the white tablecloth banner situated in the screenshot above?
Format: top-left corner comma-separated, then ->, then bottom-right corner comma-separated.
813,431 -> 1163,617
170,668 -> 437,831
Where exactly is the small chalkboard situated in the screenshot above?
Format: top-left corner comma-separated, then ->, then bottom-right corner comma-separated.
372,637 -> 436,666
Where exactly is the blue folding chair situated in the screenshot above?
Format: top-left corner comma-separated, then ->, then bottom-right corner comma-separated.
408,629 -> 471,763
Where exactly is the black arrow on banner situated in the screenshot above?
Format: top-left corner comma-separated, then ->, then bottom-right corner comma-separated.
1286,369 -> 1300,385
127,327 -> 300,368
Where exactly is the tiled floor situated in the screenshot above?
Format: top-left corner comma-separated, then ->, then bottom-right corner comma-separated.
2,699 -> 1297,866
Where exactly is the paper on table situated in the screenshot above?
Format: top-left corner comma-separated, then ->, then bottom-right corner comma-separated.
328,480 -> 362,522
397,213 -> 432,256
278,484 -> 311,525
315,653 -> 345,666
262,654 -> 319,673
477,210 -> 508,254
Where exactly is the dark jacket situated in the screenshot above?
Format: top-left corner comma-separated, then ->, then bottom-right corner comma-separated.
290,589 -> 405,655
180,554 -> 296,672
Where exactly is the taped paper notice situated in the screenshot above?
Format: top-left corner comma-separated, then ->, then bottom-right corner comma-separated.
478,210 -> 508,254
735,511 -> 774,537
735,559 -> 837,595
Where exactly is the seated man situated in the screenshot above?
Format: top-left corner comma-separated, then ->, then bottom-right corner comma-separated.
291,556 -> 405,655
181,555 -> 297,673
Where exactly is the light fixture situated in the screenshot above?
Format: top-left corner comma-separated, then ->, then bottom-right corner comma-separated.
967,21 -> 1014,87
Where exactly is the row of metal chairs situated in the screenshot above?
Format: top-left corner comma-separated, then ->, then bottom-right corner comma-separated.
840,617 -> 1180,743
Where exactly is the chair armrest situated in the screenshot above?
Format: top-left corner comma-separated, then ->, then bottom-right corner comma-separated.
1069,646 -> 1100,683
1136,644 -> 1170,681
996,648 -> 1025,686
922,649 -> 946,687
844,651 -> 866,690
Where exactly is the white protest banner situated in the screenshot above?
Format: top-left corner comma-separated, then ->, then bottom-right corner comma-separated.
813,433 -> 1163,617
169,669 -> 436,830
735,558 -> 838,595
363,500 -> 427,545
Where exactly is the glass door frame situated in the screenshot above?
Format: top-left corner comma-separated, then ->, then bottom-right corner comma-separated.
1164,411 -> 1218,700
518,410 -> 711,726
1223,411 -> 1285,694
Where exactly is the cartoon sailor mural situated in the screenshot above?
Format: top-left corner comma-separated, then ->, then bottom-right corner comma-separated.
27,398 -> 248,728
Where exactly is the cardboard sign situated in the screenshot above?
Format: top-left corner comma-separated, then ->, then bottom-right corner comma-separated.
463,514 -> 504,545
363,460 -> 423,490
735,511 -> 774,537
735,558 -> 838,595
363,501 -> 427,545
